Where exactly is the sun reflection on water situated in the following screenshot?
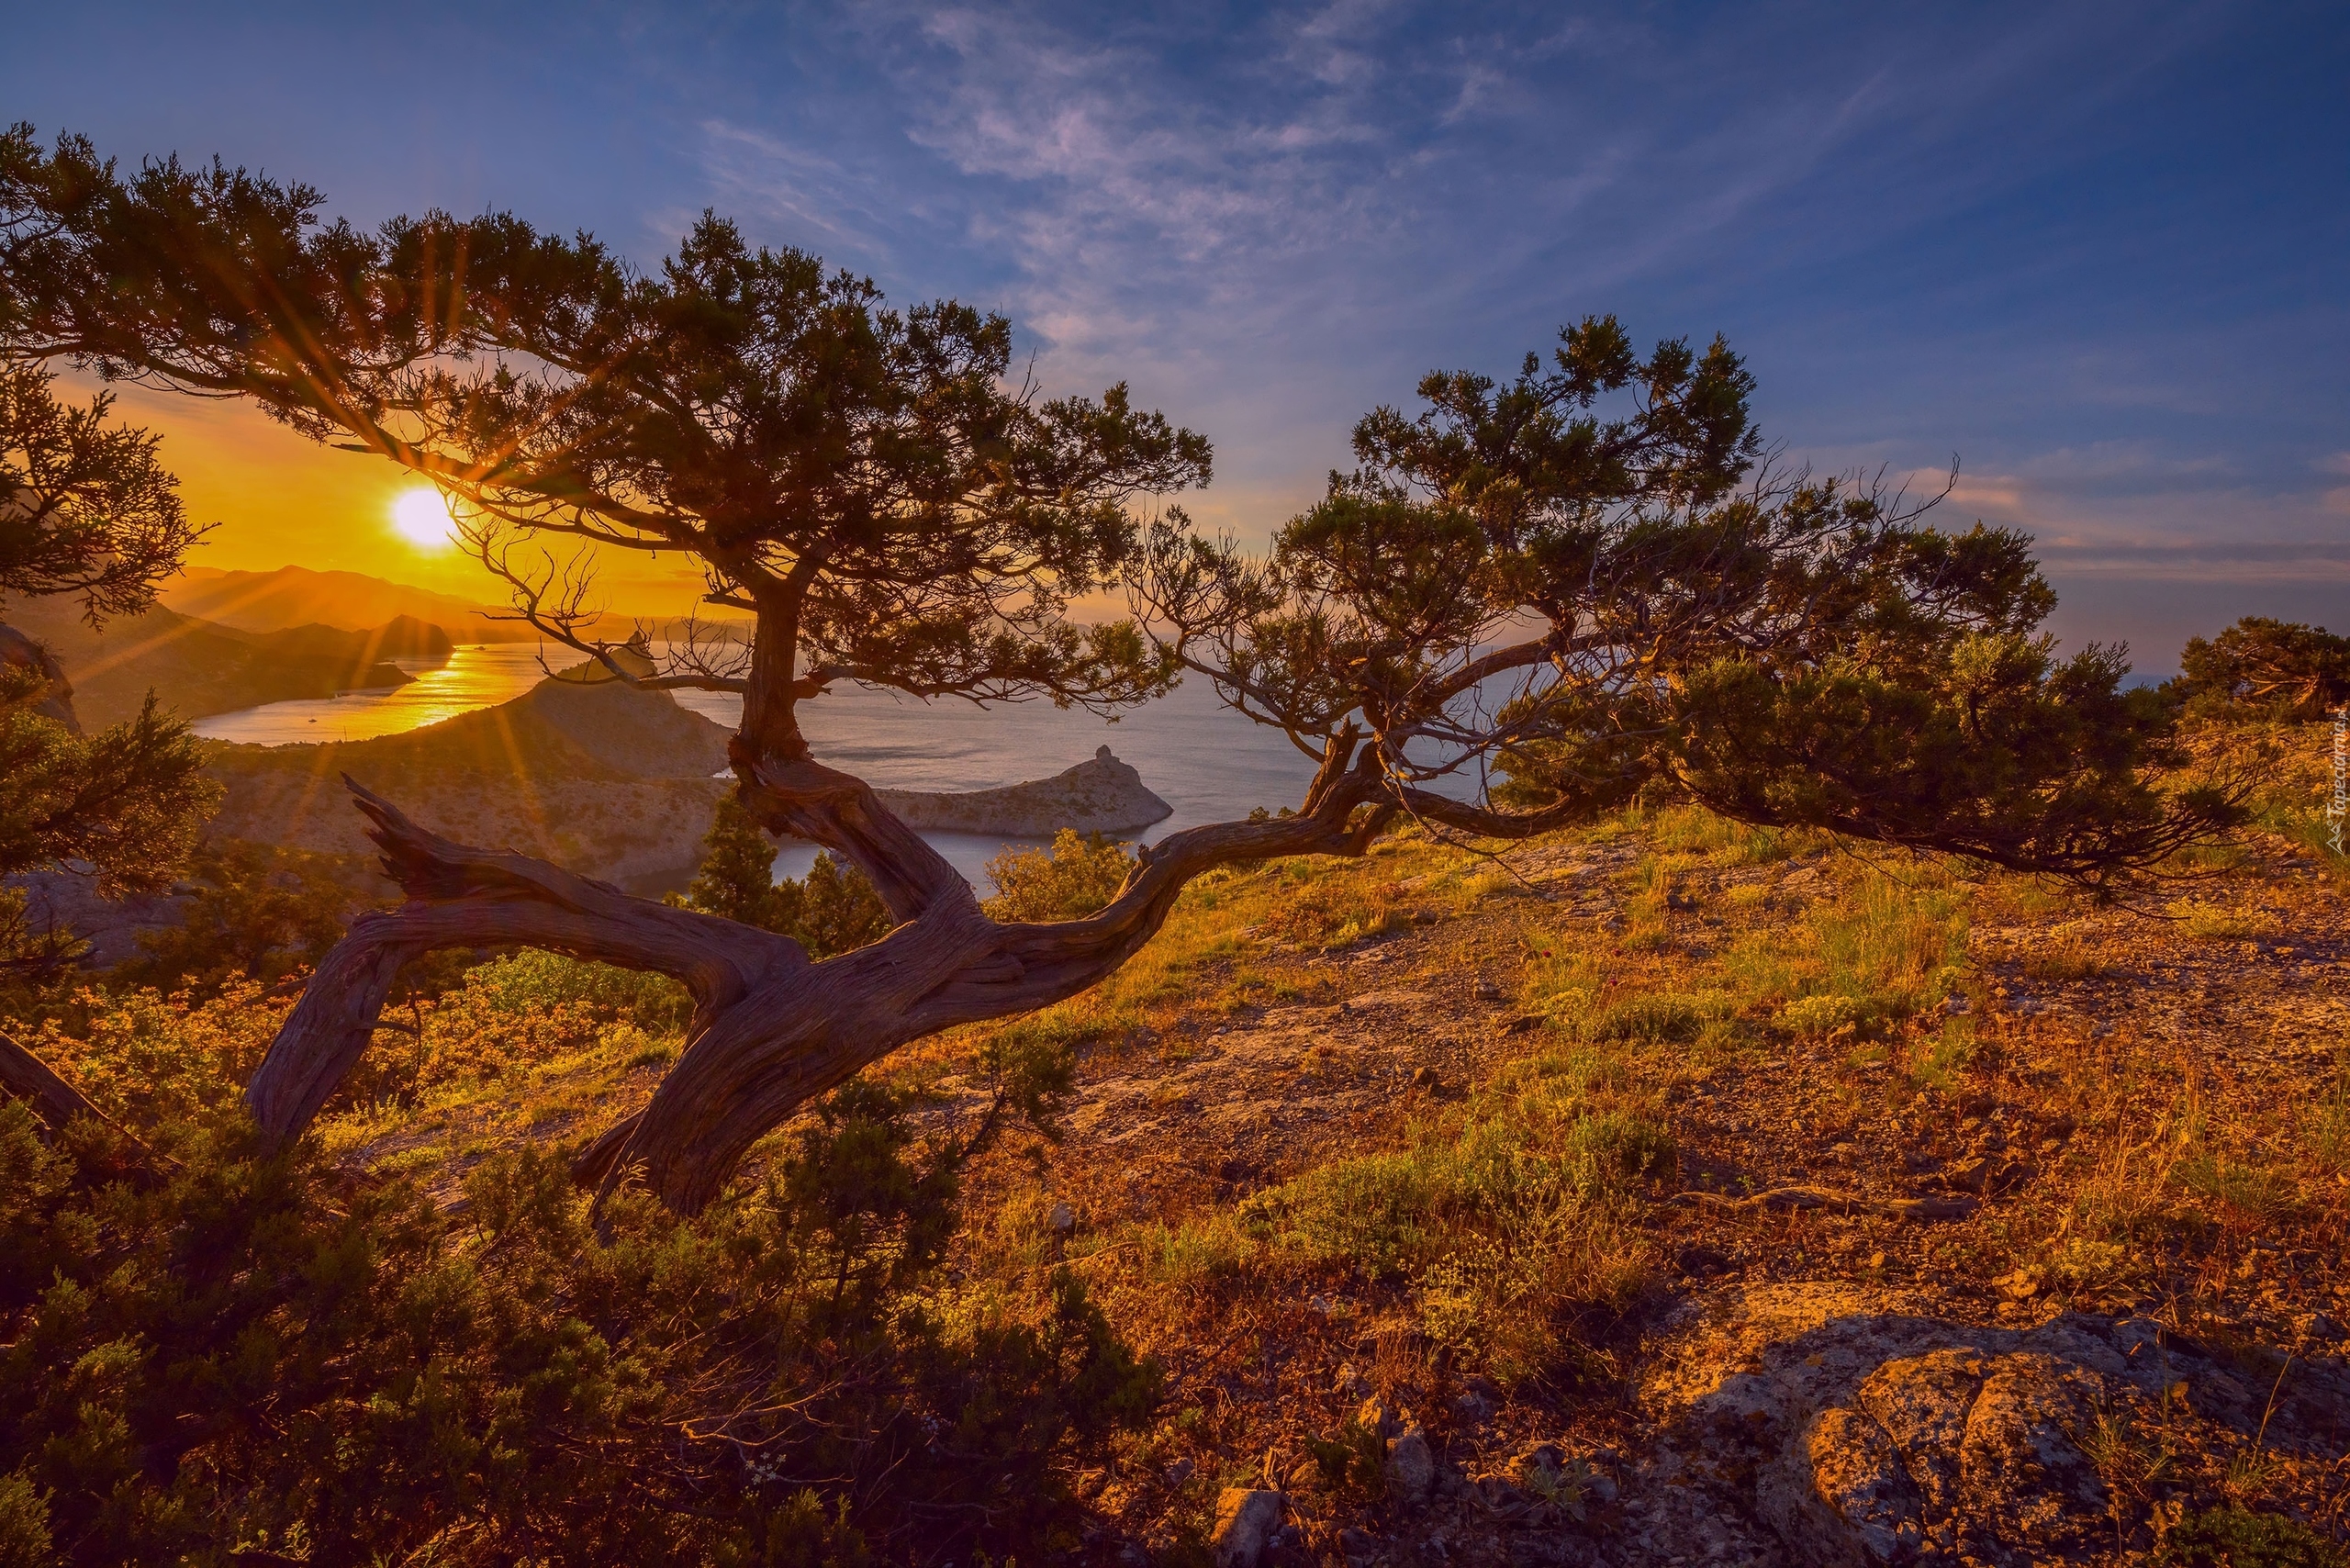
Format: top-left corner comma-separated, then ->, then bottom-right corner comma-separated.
190,644 -> 560,745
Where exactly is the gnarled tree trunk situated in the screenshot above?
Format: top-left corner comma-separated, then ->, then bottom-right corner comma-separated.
246,738 -> 1398,1215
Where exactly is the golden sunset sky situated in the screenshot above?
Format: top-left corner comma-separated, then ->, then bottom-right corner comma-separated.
100,377 -> 720,617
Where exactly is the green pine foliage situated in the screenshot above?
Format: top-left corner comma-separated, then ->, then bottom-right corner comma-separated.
686,795 -> 893,958
2155,1506 -> 2347,1567
791,850 -> 894,959
687,792 -> 789,928
2169,617 -> 2350,721
0,666 -> 217,896
110,842 -> 364,997
0,362 -> 208,622
0,665 -> 219,993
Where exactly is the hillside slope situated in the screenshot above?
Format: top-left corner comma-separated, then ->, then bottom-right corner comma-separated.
6,598 -> 449,727
314,725 -> 2350,1563
203,666 -> 736,883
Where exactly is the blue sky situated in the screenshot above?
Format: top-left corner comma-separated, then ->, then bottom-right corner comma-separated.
7,1 -> 2345,674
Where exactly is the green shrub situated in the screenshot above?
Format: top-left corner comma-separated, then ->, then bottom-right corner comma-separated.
1777,992 -> 1867,1039
1575,991 -> 1735,1045
2155,1506 -> 2346,1567
113,840 -> 367,997
684,795 -> 894,958
983,829 -> 1136,923
2168,899 -> 2281,943
0,1076 -> 1156,1565
458,947 -> 695,1033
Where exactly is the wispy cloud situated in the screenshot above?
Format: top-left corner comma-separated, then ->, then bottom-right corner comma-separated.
667,1 -> 2348,630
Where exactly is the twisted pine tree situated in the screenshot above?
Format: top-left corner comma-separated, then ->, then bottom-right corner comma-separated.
0,123 -> 2242,1213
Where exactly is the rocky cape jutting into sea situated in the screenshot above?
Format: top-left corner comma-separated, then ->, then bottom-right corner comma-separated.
877,745 -> 1171,838
191,672 -> 1169,887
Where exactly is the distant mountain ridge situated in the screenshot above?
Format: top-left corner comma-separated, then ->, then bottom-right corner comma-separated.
163,566 -> 543,643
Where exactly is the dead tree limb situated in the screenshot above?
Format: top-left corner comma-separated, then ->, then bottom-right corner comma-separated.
1,1028 -> 165,1173
0,1028 -> 110,1135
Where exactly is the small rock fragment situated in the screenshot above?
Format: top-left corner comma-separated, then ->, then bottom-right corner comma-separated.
1209,1487 -> 1285,1568
1943,1156 -> 1995,1193
1509,1442 -> 1563,1488
1385,1423 -> 1438,1504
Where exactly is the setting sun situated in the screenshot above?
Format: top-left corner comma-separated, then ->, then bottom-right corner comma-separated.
389,487 -> 457,547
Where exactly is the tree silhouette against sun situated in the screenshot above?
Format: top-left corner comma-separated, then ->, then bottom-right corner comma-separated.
0,123 -> 2244,1213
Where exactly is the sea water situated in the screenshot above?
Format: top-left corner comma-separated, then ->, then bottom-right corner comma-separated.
674,678 -> 1323,884
190,644 -> 570,746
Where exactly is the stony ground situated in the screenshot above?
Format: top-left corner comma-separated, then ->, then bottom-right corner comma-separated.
903,805 -> 2350,1565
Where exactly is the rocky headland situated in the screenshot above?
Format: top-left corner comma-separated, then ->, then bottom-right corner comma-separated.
877,745 -> 1172,836
198,669 -> 1169,889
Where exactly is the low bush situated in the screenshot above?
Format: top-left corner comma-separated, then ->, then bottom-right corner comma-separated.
28,950 -> 697,1122
0,1072 -> 1156,1566
1576,991 -> 1736,1045
1253,877 -> 1404,948
984,829 -> 1137,924
2168,899 -> 2281,943
2154,1506 -> 2345,1566
12,980 -> 283,1126
113,840 -> 369,997
684,794 -> 894,958
1777,992 -> 1869,1040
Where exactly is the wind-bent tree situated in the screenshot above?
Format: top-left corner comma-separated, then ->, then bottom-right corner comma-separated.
2,125 -> 2243,1213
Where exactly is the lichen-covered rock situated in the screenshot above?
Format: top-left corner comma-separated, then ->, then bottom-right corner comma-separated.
1628,1282 -> 2285,1566
1783,1406 -> 1923,1564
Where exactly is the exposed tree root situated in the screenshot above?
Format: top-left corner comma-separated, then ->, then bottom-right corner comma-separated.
245,758 -> 1402,1215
